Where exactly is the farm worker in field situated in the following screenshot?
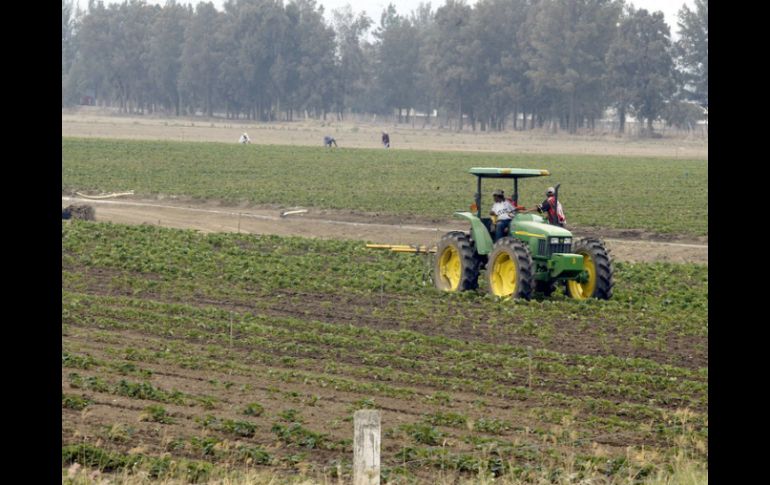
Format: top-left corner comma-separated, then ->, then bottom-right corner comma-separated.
323,135 -> 338,147
490,189 -> 516,241
381,132 -> 390,148
537,187 -> 566,227
239,133 -> 251,144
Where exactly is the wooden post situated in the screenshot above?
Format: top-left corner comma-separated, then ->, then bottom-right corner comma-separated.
353,410 -> 381,485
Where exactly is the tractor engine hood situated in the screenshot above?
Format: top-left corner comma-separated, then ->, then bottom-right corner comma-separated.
512,216 -> 572,239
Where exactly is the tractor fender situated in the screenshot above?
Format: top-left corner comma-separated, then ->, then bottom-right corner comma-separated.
453,211 -> 494,255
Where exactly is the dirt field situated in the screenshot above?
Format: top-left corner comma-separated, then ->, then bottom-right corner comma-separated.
62,196 -> 707,265
62,108 -> 708,159
62,220 -> 707,482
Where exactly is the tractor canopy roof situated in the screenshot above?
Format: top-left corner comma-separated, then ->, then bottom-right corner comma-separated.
469,167 -> 550,178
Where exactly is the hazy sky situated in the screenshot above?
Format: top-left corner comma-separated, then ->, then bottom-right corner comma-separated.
76,0 -> 696,37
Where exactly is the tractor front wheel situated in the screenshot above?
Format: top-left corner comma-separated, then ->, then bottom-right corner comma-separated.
486,237 -> 534,300
566,238 -> 613,300
433,232 -> 480,292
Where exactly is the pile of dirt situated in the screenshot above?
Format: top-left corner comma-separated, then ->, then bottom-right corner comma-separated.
62,204 -> 96,221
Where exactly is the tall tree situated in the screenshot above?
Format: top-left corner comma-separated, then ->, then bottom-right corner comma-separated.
525,0 -> 621,133
66,0 -> 112,106
62,0 -> 75,78
428,0 -> 478,130
469,0 -> 531,131
606,7 -> 675,133
105,1 -> 156,113
179,2 -> 222,117
373,4 -> 420,121
408,2 -> 436,125
675,0 -> 707,106
287,0 -> 337,119
148,1 -> 190,115
331,5 -> 372,118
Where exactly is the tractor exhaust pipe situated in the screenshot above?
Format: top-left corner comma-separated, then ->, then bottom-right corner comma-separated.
554,184 -> 561,226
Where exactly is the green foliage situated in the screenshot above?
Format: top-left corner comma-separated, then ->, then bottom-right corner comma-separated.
62,444 -> 137,472
114,380 -> 185,404
62,138 -> 708,236
271,422 -> 328,449
279,408 -> 302,423
62,394 -> 92,410
62,351 -> 97,369
424,411 -> 467,428
236,445 -> 273,465
140,404 -> 174,424
400,422 -> 445,446
473,417 -> 512,435
197,414 -> 256,437
675,0 -> 708,105
62,224 -> 708,481
242,402 -> 265,416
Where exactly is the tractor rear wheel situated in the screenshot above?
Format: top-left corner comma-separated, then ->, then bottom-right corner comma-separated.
486,237 -> 534,300
566,238 -> 613,300
433,232 -> 480,292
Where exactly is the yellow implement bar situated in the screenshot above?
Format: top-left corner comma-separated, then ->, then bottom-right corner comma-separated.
365,243 -> 436,254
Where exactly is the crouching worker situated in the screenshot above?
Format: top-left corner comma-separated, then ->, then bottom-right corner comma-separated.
490,189 -> 516,241
324,135 -> 338,147
239,133 -> 251,144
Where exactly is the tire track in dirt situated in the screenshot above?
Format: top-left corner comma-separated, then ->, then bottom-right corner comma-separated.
62,196 -> 708,264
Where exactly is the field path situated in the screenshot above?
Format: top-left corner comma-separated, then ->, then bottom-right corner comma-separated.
62,196 -> 707,264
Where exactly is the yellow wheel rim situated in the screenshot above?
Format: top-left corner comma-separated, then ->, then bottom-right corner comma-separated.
438,245 -> 461,290
568,251 -> 597,300
490,251 -> 517,297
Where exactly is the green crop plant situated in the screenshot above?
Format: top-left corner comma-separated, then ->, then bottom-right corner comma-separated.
279,408 -> 302,423
271,422 -> 328,449
399,423 -> 445,446
140,404 -> 174,424
62,223 -> 707,482
62,138 -> 708,236
62,394 -> 92,410
236,445 -> 273,465
424,411 -> 468,428
62,351 -> 97,369
242,402 -> 264,416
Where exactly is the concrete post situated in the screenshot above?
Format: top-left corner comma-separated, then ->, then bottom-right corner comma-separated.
353,410 -> 381,485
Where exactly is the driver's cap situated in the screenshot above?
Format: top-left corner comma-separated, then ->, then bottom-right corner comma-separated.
492,189 -> 504,197
546,186 -> 555,195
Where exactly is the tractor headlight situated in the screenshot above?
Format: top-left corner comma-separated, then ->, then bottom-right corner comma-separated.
563,237 -> 571,244
550,237 -> 559,244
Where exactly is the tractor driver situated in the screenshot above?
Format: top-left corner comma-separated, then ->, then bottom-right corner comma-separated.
490,189 -> 516,240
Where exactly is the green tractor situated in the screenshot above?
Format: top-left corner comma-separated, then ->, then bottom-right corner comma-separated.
434,167 -> 613,300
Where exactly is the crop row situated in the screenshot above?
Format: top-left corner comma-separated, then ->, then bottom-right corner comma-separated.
62,222 -> 707,338
62,298 -> 707,444
62,292 -> 706,410
62,137 -> 708,236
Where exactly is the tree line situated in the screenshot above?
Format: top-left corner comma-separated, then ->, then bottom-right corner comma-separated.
62,0 -> 707,133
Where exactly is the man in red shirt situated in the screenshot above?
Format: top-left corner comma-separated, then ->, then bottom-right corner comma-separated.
537,187 -> 566,227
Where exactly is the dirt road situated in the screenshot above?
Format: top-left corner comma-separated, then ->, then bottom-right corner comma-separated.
62,196 -> 707,265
